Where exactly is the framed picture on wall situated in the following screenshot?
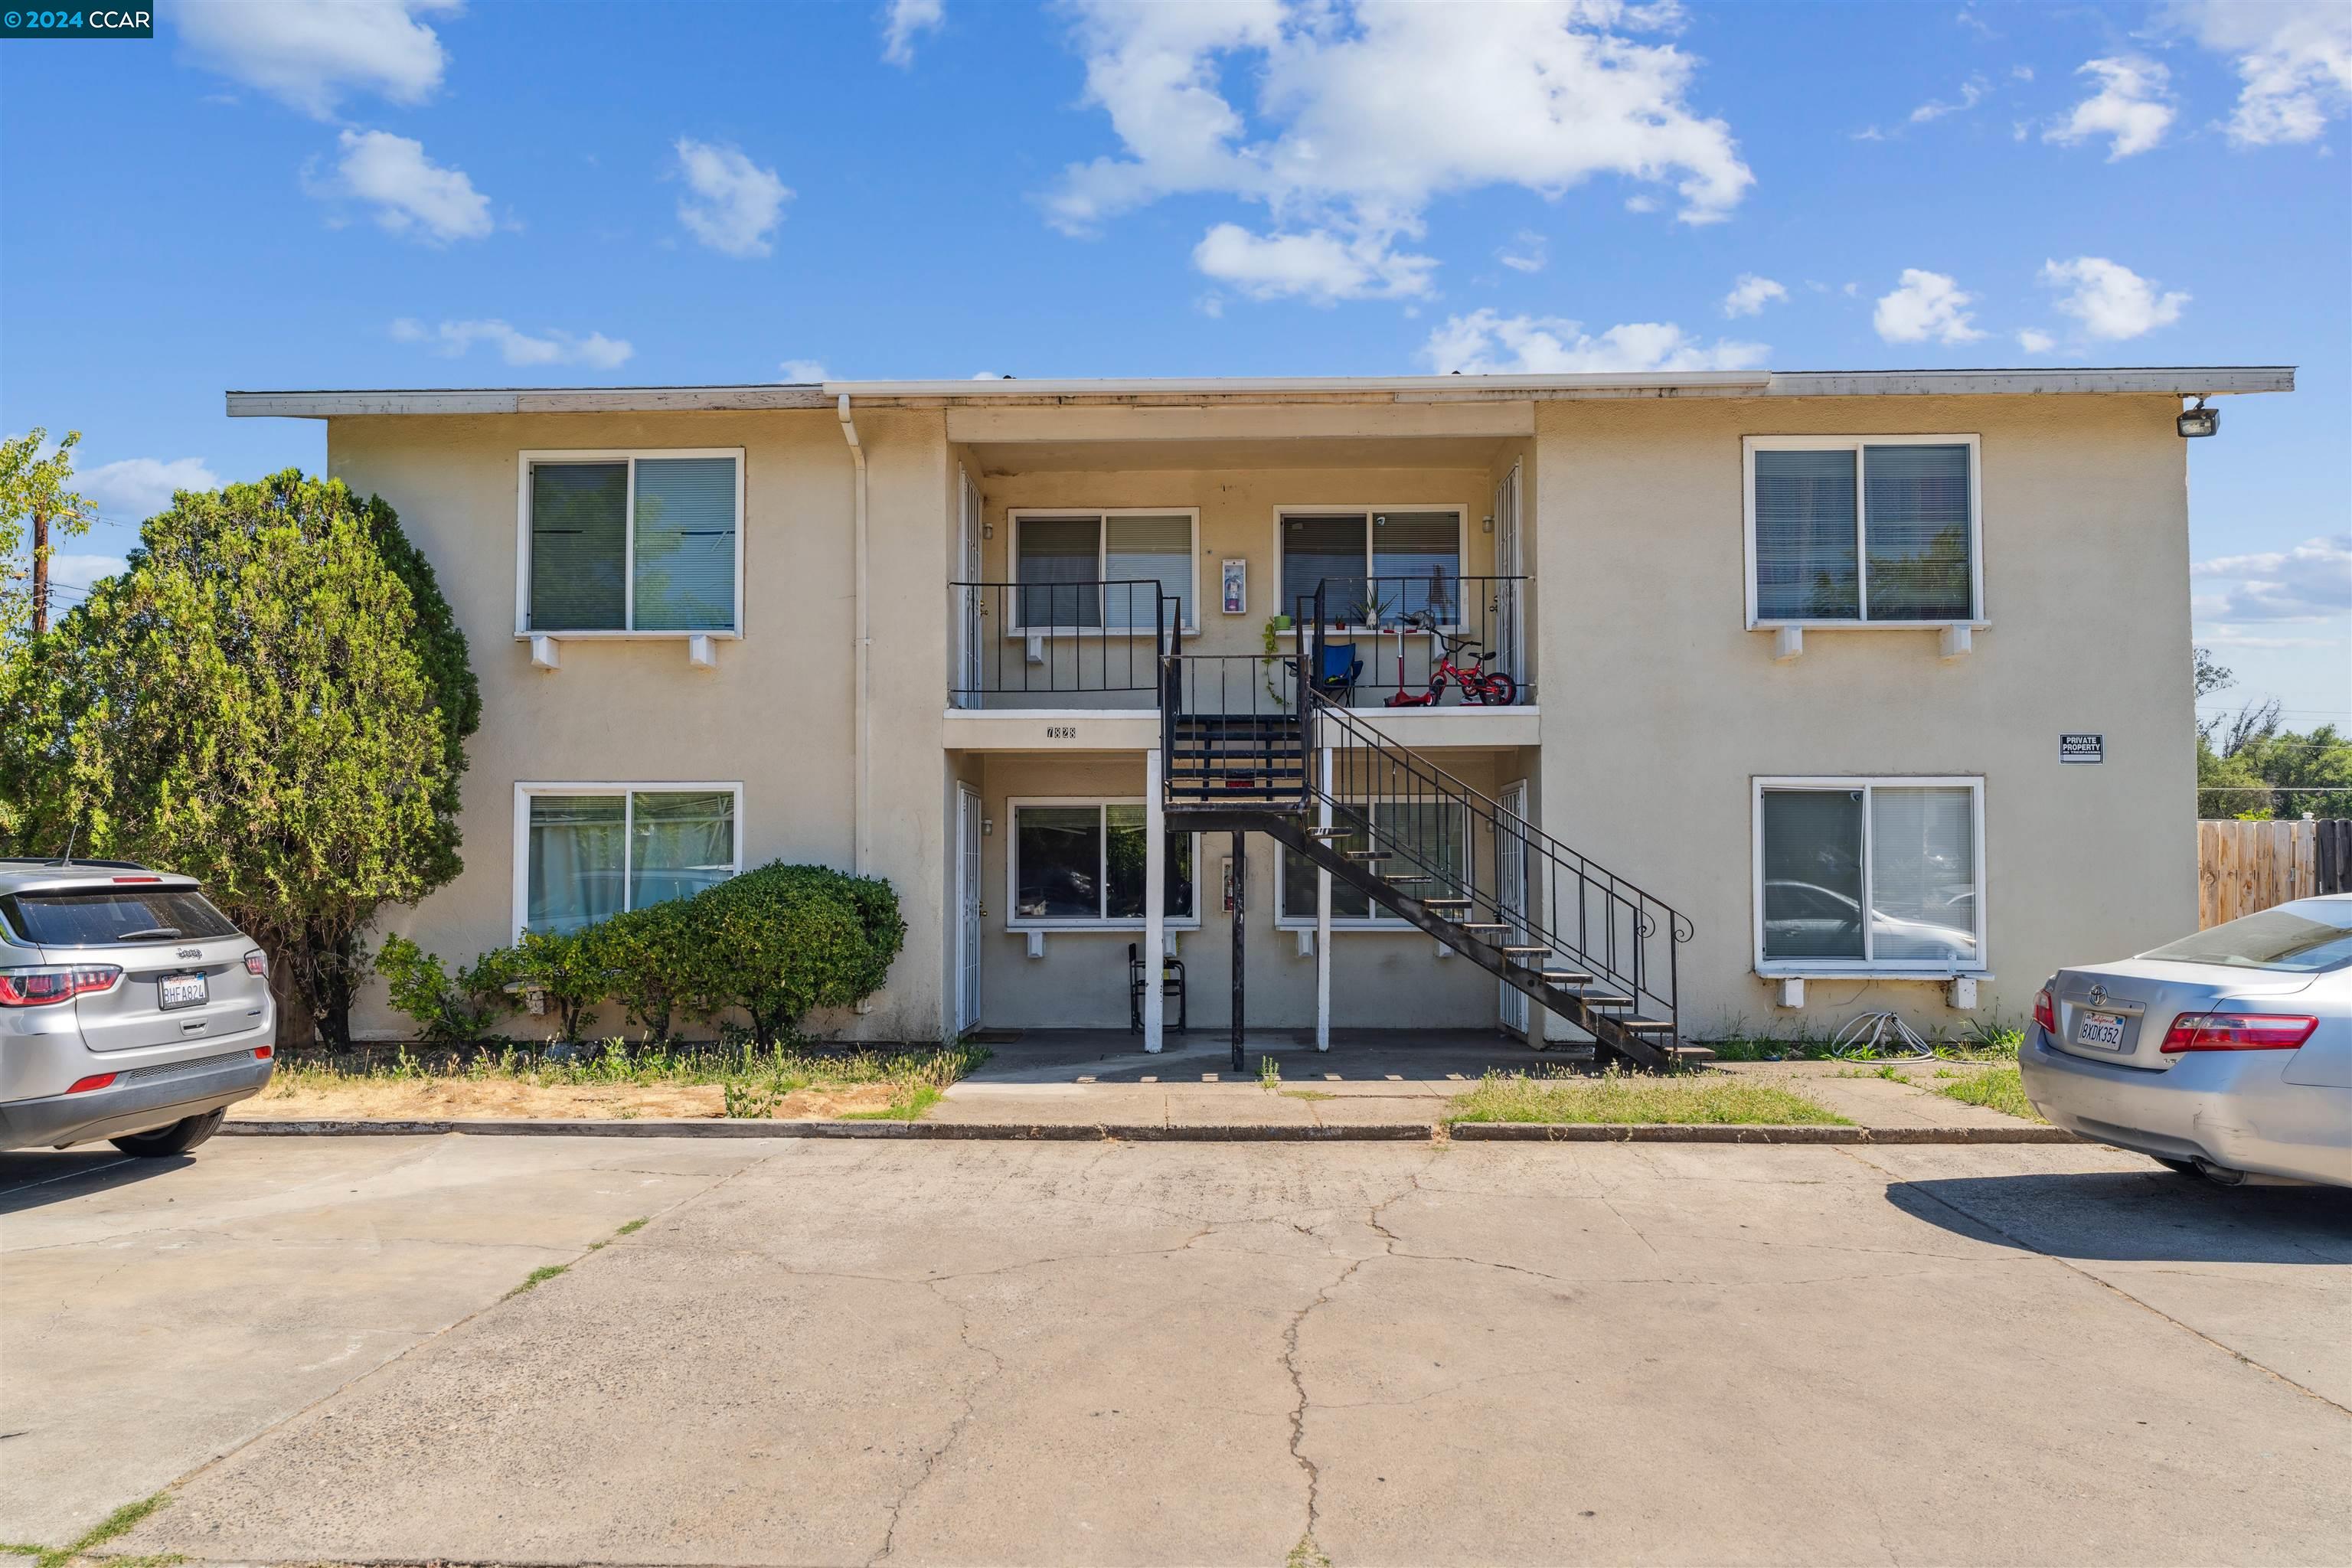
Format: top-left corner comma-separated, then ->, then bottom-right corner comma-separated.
1220,557 -> 1246,615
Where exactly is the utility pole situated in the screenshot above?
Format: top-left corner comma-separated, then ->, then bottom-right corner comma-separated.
29,500 -> 46,635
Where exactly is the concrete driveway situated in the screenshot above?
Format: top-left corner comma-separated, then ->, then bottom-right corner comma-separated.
5,1136 -> 2347,1566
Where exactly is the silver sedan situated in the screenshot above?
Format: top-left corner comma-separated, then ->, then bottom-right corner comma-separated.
2020,893 -> 2352,1187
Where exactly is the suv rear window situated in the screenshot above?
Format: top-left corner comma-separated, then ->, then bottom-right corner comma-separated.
2141,900 -> 2352,973
0,888 -> 241,946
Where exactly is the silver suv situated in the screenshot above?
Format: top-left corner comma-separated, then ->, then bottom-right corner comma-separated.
1,859 -> 276,1156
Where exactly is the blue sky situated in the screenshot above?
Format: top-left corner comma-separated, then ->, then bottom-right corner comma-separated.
4,0 -> 2346,721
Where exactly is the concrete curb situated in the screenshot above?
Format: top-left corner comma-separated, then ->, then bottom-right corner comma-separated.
1447,1122 -> 2076,1144
220,1117 -> 2066,1144
220,1118 -> 1437,1142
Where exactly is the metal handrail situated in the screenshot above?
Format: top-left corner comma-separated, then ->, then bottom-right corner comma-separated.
949,581 -> 1175,704
1302,687 -> 1688,1035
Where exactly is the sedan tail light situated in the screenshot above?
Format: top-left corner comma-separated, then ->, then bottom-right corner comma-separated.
0,965 -> 124,1007
2033,988 -> 2056,1034
2159,1012 -> 2321,1054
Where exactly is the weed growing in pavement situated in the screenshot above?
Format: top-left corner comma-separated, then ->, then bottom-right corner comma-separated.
507,1265 -> 567,1299
1936,1065 -> 2044,1122
1259,1055 -> 1281,1092
3,1491 -> 173,1567
616,1217 -> 648,1236
1449,1063 -> 1851,1125
1287,1536 -> 1332,1568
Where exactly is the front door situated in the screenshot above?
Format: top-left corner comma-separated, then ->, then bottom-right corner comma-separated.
1498,779 -> 1530,1035
955,783 -> 983,1033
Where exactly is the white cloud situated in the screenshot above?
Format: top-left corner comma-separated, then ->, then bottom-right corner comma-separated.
1872,269 -> 1984,344
45,551 -> 129,591
2011,64 -> 2034,83
882,0 -> 943,67
1193,221 -> 1435,303
1721,273 -> 1787,318
2017,328 -> 2056,354
673,138 -> 791,259
1046,0 -> 1752,301
390,317 -> 632,368
2192,534 -> 2352,622
2173,0 -> 2352,146
1422,309 -> 1769,375
177,0 -> 461,119
2046,57 -> 2175,158
2039,256 -> 2188,340
77,456 -> 224,521
1911,74 -> 1990,122
315,129 -> 492,243
779,358 -> 829,382
1498,230 -> 1547,273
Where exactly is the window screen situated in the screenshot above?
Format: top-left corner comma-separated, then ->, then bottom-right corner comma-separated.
1868,786 -> 1976,961
530,463 -> 628,630
1760,789 -> 1864,960
1753,450 -> 1858,620
1282,514 -> 1368,624
632,458 -> 737,631
1104,514 -> 1192,632
1760,783 -> 1980,965
1015,518 -> 1103,629
1864,445 -> 1972,620
629,791 -> 736,908
1373,512 -> 1461,622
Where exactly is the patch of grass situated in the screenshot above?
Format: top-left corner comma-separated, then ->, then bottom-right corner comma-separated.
11,1494 -> 173,1568
1287,1536 -> 1331,1568
837,1083 -> 946,1121
507,1264 -> 567,1299
616,1216 -> 648,1236
1936,1065 -> 2045,1122
1834,1064 -> 1914,1083
1279,1088 -> 1336,1102
1449,1065 -> 1851,1125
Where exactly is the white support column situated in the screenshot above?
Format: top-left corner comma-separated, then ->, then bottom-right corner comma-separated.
1143,746 -> 1166,1054
1315,744 -> 1332,1052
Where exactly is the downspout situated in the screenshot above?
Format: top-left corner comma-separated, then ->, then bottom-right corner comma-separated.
838,394 -> 871,877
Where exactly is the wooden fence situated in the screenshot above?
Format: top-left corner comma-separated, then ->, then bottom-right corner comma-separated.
2197,818 -> 2352,928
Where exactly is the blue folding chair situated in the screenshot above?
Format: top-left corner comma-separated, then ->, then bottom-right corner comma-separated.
1312,642 -> 1361,703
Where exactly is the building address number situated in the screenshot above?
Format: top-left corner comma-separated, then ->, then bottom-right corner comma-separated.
1045,726 -> 1077,739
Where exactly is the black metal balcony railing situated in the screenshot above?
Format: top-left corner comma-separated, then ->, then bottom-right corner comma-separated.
1294,575 -> 1527,707
949,581 -> 1179,707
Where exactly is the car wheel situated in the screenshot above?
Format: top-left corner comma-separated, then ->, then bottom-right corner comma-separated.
2150,1156 -> 2200,1178
109,1108 -> 227,1158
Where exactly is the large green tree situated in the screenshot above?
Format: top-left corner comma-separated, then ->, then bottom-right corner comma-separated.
2,470 -> 479,1045
0,427 -> 97,639
2193,646 -> 2352,818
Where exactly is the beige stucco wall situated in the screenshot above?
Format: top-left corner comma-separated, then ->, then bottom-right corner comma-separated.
1533,394 -> 2196,1037
328,408 -> 957,1042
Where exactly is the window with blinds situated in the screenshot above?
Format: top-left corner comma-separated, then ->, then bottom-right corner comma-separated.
1746,439 -> 1978,625
1011,512 -> 1197,631
524,452 -> 740,633
1757,779 -> 1981,969
1279,509 -> 1464,625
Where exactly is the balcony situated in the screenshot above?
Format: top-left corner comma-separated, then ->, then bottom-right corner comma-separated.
949,580 -> 1178,710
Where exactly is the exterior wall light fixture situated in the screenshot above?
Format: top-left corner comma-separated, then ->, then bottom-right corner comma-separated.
2177,398 -> 2219,438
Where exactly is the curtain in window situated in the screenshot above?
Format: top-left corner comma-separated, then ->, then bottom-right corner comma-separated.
629,791 -> 735,908
1373,511 -> 1461,622
1760,789 -> 1864,959
530,463 -> 628,630
1103,514 -> 1191,632
1864,445 -> 1972,621
1753,450 -> 1858,619
1869,786 -> 1976,961
1103,807 -> 1194,919
1282,514 -> 1368,625
1016,806 -> 1099,919
633,458 -> 737,631
1015,518 -> 1103,629
528,795 -> 626,933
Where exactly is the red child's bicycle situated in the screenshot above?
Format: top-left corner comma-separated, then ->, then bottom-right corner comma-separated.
1383,610 -> 1517,707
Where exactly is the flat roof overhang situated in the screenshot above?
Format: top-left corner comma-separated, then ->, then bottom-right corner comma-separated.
226,366 -> 2295,420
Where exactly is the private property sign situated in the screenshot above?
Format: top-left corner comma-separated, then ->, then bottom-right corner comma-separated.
2060,733 -> 2105,765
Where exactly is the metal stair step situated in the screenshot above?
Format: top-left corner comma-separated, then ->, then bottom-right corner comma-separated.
1458,922 -> 1508,933
1612,1018 -> 1674,1034
1421,897 -> 1472,909
1341,850 -> 1390,861
1306,827 -> 1349,839
1383,874 -> 1434,884
1537,969 -> 1595,985
1563,990 -> 1632,1008
1500,945 -> 1551,956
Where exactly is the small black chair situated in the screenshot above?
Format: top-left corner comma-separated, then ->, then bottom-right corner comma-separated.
1128,942 -> 1187,1034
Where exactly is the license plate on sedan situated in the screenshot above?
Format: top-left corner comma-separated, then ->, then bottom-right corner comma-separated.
158,972 -> 207,1011
2074,1010 -> 2128,1050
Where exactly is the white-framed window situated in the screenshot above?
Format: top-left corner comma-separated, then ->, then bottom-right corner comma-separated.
1009,509 -> 1199,633
1275,801 -> 1470,930
516,449 -> 744,636
512,783 -> 743,936
1752,776 -> 1985,975
1006,798 -> 1199,929
1277,506 -> 1465,628
1743,436 -> 1981,627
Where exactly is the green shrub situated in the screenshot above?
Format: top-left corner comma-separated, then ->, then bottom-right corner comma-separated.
683,862 -> 906,1045
371,934 -> 514,1043
504,926 -> 609,1044
588,898 -> 697,1043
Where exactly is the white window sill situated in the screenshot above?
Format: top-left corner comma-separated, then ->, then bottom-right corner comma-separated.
1755,966 -> 1992,982
1753,621 -> 1987,663
1008,921 -> 1204,934
515,629 -> 742,640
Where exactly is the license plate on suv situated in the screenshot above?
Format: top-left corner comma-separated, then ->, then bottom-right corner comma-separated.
2074,1009 -> 2128,1051
158,972 -> 207,1011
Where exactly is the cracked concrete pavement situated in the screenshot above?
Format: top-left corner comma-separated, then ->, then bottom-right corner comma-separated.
5,1135 -> 2348,1565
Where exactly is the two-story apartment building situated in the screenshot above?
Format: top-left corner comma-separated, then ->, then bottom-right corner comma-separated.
227,367 -> 2292,1055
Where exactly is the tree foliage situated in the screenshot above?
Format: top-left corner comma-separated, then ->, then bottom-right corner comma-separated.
2193,645 -> 2352,818
0,427 -> 97,639
0,471 -> 480,1045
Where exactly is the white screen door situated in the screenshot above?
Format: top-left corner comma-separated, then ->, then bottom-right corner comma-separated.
955,783 -> 983,1032
1497,779 -> 1530,1034
956,469 -> 985,708
1492,461 -> 1524,684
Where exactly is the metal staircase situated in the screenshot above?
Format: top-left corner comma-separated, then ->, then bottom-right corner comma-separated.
1158,647 -> 1690,1070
